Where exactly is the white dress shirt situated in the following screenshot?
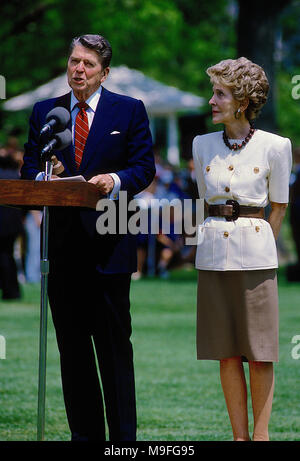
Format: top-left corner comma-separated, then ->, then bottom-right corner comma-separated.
70,87 -> 121,200
192,129 -> 292,271
37,87 -> 121,200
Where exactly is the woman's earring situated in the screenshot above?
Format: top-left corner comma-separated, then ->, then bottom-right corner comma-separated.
234,108 -> 242,119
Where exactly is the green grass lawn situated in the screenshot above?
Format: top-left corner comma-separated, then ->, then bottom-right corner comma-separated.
0,267 -> 299,441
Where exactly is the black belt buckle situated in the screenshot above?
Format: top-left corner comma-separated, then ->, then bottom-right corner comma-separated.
225,199 -> 240,221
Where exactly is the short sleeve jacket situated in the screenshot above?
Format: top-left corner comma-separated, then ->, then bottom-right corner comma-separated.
192,129 -> 292,271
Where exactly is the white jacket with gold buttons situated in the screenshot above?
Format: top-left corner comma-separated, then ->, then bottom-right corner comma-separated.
192,129 -> 292,271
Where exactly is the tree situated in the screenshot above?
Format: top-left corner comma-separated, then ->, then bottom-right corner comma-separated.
237,0 -> 293,133
0,0 -> 299,145
0,0 -> 235,144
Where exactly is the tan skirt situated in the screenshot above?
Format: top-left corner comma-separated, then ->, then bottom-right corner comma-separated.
196,269 -> 279,362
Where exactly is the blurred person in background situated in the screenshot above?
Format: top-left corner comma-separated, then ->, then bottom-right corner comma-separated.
24,209 -> 42,283
132,179 -> 157,280
287,146 -> 300,281
0,137 -> 24,300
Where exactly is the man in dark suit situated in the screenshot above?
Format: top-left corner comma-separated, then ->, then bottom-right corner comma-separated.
21,34 -> 155,441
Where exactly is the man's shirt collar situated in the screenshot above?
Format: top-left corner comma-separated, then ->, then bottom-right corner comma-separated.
70,86 -> 102,112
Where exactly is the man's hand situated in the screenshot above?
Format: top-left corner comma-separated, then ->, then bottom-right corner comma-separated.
88,174 -> 114,194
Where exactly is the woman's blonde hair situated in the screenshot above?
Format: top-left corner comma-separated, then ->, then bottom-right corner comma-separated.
206,57 -> 269,121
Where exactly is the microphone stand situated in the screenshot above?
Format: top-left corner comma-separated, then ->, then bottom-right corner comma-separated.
36,122 -> 70,440
37,159 -> 53,441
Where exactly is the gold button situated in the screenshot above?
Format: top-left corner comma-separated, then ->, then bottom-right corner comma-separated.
223,231 -> 229,238
206,166 -> 210,172
224,186 -> 230,192
254,167 -> 259,174
228,165 -> 234,171
255,226 -> 260,232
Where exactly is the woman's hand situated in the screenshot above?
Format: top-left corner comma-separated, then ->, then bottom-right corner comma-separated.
268,201 -> 288,240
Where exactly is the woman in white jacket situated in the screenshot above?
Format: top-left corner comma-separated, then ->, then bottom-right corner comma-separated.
193,57 -> 292,441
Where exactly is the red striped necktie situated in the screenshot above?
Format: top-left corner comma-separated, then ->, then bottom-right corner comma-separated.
74,102 -> 89,169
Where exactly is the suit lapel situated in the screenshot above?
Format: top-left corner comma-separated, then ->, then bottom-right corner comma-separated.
78,87 -> 118,173
54,92 -> 72,111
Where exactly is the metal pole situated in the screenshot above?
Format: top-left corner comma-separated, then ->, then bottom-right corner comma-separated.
37,160 -> 53,441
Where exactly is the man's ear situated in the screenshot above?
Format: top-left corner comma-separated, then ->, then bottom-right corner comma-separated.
101,67 -> 110,83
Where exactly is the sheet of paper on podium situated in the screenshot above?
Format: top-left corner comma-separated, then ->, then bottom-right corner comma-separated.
50,175 -> 86,182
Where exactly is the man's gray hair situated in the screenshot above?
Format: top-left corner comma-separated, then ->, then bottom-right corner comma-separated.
69,34 -> 112,68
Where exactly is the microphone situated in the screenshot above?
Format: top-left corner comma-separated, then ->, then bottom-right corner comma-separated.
40,107 -> 70,137
41,128 -> 72,158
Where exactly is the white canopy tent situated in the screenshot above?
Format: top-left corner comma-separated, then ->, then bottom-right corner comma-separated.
4,66 -> 205,164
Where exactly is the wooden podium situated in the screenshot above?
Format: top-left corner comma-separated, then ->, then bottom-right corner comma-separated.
0,177 -> 102,440
0,178 -> 101,209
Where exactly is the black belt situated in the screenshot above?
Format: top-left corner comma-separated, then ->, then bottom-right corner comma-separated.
208,200 -> 265,221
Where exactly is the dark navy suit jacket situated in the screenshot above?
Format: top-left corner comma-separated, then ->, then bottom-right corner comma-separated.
21,87 -> 155,273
